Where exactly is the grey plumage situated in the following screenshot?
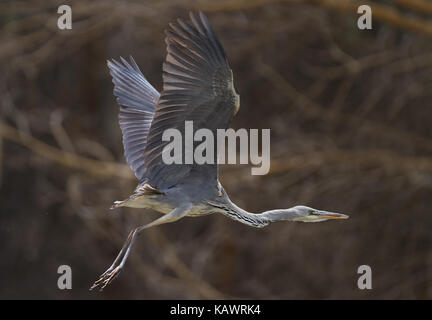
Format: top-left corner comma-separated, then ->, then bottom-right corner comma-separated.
107,56 -> 159,179
91,12 -> 348,291
143,12 -> 237,190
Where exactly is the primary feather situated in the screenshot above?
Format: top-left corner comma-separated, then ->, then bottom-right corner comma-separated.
143,12 -> 240,190
108,12 -> 240,189
107,56 -> 160,179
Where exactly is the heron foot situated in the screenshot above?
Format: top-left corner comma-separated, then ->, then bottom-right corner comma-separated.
90,265 -> 122,291
90,229 -> 138,291
90,205 -> 192,291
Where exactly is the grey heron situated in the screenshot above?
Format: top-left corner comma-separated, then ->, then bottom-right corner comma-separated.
91,11 -> 348,291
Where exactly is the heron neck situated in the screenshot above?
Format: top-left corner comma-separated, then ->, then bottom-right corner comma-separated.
260,208 -> 298,222
210,199 -> 301,227
209,201 -> 271,228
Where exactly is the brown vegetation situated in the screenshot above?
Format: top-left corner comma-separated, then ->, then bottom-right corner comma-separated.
1,0 -> 431,299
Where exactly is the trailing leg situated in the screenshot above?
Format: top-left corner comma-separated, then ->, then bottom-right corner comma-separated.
90,203 -> 192,291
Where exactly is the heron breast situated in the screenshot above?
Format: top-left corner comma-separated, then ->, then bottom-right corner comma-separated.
186,204 -> 212,217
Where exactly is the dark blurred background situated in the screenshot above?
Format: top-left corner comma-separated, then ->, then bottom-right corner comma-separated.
1,0 -> 432,299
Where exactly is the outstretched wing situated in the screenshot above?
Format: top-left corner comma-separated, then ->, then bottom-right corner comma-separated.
143,11 -> 240,190
108,56 -> 160,179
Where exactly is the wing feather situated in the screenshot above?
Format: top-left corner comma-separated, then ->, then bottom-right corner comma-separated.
142,12 -> 240,189
108,56 -> 160,179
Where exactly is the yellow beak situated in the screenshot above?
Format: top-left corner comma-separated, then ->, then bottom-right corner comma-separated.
318,211 -> 349,220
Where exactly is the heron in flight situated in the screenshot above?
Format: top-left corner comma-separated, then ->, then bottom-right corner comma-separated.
91,12 -> 348,291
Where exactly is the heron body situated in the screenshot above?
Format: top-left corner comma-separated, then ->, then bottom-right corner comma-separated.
112,181 -> 218,216
91,12 -> 348,291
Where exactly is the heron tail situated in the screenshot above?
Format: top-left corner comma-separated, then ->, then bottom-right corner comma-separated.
110,200 -> 126,209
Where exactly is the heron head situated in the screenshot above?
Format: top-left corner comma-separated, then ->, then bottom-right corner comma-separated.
290,206 -> 349,222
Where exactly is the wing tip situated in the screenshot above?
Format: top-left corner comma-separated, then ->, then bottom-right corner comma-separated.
164,10 -> 228,69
